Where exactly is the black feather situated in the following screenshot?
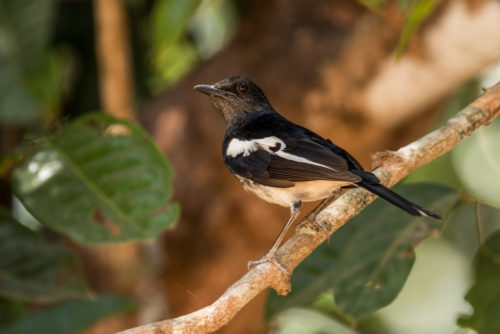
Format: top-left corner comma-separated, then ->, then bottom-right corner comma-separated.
357,180 -> 442,220
223,113 -> 362,185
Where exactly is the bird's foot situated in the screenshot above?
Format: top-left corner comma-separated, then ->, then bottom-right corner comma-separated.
297,190 -> 341,235
248,253 -> 289,279
297,211 -> 329,234
248,252 -> 291,294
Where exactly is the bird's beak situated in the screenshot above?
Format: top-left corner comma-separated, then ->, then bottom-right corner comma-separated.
194,84 -> 233,98
194,84 -> 223,96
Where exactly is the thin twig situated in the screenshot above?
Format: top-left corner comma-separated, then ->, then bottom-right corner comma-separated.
118,82 -> 500,334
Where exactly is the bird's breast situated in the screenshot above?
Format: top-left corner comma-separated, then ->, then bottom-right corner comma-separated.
236,176 -> 350,207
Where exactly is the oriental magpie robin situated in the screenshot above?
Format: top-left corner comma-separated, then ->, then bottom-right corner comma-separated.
194,76 -> 441,271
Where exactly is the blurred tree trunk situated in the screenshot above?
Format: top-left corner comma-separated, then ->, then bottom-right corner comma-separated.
140,0 -> 500,332
93,0 -> 136,119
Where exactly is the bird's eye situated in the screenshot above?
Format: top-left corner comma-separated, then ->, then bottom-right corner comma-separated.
237,82 -> 248,93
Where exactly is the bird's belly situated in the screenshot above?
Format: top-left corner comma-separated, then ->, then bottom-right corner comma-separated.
237,177 -> 350,207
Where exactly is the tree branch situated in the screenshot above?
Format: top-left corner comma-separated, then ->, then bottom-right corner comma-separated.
118,82 -> 500,334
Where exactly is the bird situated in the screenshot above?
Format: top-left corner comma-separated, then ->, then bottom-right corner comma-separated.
194,76 -> 441,272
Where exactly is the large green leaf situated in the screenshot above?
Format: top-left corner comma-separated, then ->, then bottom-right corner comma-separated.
458,231 -> 500,334
0,0 -> 64,124
12,113 -> 179,244
452,119 -> 500,208
0,295 -> 134,334
267,183 -> 460,320
0,209 -> 88,303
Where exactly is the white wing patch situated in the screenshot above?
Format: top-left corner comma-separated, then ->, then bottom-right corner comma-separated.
226,138 -> 258,157
226,136 -> 284,157
226,136 -> 337,171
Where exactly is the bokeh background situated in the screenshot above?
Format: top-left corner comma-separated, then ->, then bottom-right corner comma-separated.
1,0 -> 500,333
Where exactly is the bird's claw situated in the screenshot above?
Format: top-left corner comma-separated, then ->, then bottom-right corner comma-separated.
247,253 -> 290,278
297,212 -> 329,234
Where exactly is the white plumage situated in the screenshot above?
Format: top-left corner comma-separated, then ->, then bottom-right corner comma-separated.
226,136 -> 338,171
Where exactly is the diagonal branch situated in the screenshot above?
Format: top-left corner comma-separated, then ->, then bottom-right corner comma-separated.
118,82 -> 500,334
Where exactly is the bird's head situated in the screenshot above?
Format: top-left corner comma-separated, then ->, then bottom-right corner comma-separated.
194,76 -> 272,127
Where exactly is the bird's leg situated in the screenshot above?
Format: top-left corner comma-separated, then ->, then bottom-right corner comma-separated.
298,188 -> 343,231
248,201 -> 302,275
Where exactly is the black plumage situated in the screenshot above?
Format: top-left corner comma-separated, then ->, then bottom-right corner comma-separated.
223,112 -> 362,185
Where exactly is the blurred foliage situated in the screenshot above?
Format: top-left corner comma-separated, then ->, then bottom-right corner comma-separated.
453,119 -> 500,208
12,113 -> 179,244
272,307 -> 358,334
0,209 -> 88,303
357,0 -> 386,10
357,0 -> 441,57
458,230 -> 500,334
0,299 -> 26,327
404,81 -> 479,188
267,184 -> 460,322
443,202 -> 500,260
0,0 -> 187,329
0,0 -> 66,125
149,0 -> 201,90
406,79 -> 500,208
149,0 -> 236,91
0,295 -> 134,334
394,0 -> 440,57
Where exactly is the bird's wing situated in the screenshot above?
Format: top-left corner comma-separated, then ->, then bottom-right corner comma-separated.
298,126 -> 381,184
224,135 -> 362,188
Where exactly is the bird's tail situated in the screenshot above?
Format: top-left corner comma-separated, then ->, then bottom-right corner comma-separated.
357,180 -> 442,220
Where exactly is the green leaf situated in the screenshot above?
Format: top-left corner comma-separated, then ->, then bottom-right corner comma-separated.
0,209 -> 88,303
149,0 -> 202,90
404,152 -> 461,188
356,0 -> 387,10
0,295 -> 134,334
452,118 -> 500,208
12,113 -> 179,244
442,202 -> 500,260
273,307 -> 359,334
188,0 -> 236,59
149,42 -> 199,91
457,231 -> 500,334
151,0 -> 201,46
0,299 -> 27,327
267,183 -> 460,321
357,0 -> 413,12
0,0 -> 64,125
395,0 -> 440,57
